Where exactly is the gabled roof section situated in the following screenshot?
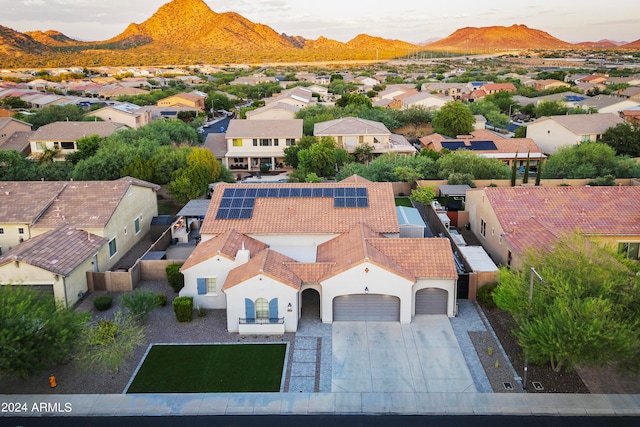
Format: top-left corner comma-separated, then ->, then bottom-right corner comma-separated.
314,117 -> 390,136
30,121 -> 124,141
181,229 -> 268,270
283,262 -> 336,283
532,113 -> 624,135
501,216 -> 560,256
222,248 -> 302,291
0,224 -> 106,276
480,186 -> 640,237
338,174 -> 372,183
0,181 -> 67,224
201,181 -> 398,235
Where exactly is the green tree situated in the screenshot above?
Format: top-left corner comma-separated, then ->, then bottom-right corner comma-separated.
24,104 -> 85,130
119,290 -> 160,324
66,134 -> 104,165
513,126 -> 527,138
0,96 -> 29,109
409,185 -> 436,206
432,101 -> 474,137
0,151 -> 37,181
168,148 -> 221,205
493,232 -> 640,372
353,143 -> 374,164
534,100 -> 568,118
0,286 -> 89,378
522,152 -> 531,184
541,142 -> 619,179
297,136 -> 338,178
394,166 -> 421,188
601,122 -> 640,157
76,311 -> 145,373
438,150 -> 510,180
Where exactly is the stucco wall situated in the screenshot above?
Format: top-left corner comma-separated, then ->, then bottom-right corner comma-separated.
180,255 -> 237,309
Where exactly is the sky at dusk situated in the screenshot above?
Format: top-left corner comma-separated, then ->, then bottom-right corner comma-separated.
1,0 -> 638,45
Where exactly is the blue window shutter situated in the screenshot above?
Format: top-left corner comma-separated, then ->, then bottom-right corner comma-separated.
269,297 -> 278,319
245,298 -> 255,320
197,278 -> 206,295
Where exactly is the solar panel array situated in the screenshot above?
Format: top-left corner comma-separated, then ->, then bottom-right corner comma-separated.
440,140 -> 497,151
215,186 -> 369,220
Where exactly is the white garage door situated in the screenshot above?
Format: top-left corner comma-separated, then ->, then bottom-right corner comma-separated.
415,288 -> 448,315
333,294 -> 400,321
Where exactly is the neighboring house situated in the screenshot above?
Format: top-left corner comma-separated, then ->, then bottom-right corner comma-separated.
465,186 -> 640,269
156,92 -> 205,110
532,79 -> 571,91
478,83 -> 517,95
620,109 -> 640,125
245,102 -> 300,120
229,76 -> 277,85
139,105 -> 200,121
264,87 -> 316,108
0,178 -> 160,306
619,87 -> 640,101
180,179 -> 458,333
575,74 -> 609,85
420,129 -> 545,169
29,121 -> 125,160
573,95 -> 640,114
525,113 -> 624,154
223,119 -> 303,171
314,117 -> 416,157
0,117 -> 31,147
401,92 -> 452,110
421,83 -> 469,100
96,84 -> 149,100
88,104 -> 152,129
374,85 -> 418,109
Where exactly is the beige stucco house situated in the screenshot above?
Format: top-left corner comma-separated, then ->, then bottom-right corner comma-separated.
29,121 -> 125,160
0,178 -> 160,307
464,186 -> 640,269
0,117 -> 31,148
525,113 -> 624,154
88,104 -> 152,129
156,92 -> 205,110
223,119 -> 303,171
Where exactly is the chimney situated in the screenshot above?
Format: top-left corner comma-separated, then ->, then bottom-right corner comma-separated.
235,241 -> 250,264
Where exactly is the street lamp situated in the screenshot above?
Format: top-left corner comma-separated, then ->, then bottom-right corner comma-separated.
523,266 -> 545,391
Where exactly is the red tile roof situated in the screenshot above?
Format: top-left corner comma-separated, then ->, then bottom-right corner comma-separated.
181,229 -> 267,270
222,249 -> 302,291
480,186 -> 640,240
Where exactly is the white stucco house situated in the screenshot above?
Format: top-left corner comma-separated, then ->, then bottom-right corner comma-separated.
180,177 -> 458,334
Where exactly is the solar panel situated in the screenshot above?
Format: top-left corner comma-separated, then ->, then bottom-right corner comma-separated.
356,188 -> 367,197
256,188 -> 269,198
245,188 -> 257,198
219,198 -> 232,208
345,187 -> 356,197
267,188 -> 279,198
239,209 -> 253,219
345,197 -> 357,207
222,188 -> 235,198
216,208 -> 230,219
231,198 -> 244,208
441,141 -> 467,150
322,188 -> 334,197
242,198 -> 255,208
234,188 -> 246,197
289,188 -> 301,198
278,188 -> 291,198
312,188 -> 324,198
228,208 -> 242,219
334,188 -> 345,197
469,140 -> 497,151
357,197 -> 368,207
301,188 -> 312,197
334,198 -> 345,208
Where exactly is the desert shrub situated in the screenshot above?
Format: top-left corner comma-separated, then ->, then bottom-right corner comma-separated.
173,296 -> 193,322
92,320 -> 118,345
165,264 -> 184,292
157,293 -> 168,307
120,290 -> 160,323
93,295 -> 113,311
477,283 -> 498,309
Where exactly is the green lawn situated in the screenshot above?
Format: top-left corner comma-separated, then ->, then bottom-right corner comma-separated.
127,344 -> 286,393
395,197 -> 413,207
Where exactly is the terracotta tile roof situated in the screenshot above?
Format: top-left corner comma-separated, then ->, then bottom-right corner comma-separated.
481,83 -> 517,92
480,186 -> 640,237
0,224 -> 106,276
367,237 -> 458,279
283,262 -> 336,283
501,217 -> 560,255
338,174 -> 372,183
0,181 -> 67,223
30,121 -> 124,141
421,130 -> 542,155
181,230 -> 267,270
222,248 -> 302,291
200,181 -> 399,235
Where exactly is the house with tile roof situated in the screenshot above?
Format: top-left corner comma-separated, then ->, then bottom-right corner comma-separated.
0,178 -> 159,306
525,113 -> 625,154
156,92 -> 205,110
180,179 -> 458,333
314,117 -> 416,158
29,121 -> 125,160
401,92 -> 453,110
420,129 -> 545,169
263,87 -> 316,109
464,186 -> 640,269
0,117 -> 31,149
223,119 -> 302,171
88,104 -> 152,129
245,102 -> 300,121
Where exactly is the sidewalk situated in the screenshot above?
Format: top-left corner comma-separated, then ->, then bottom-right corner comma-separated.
1,392 -> 639,416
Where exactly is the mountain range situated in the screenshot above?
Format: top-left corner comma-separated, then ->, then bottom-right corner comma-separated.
0,0 -> 638,67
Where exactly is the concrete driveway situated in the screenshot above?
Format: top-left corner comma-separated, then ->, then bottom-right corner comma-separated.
331,316 -> 476,393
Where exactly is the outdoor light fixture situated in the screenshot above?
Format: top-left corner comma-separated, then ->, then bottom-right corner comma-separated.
364,287 -> 369,294
287,303 -> 292,312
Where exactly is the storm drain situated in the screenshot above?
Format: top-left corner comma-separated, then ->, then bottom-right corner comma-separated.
503,382 -> 513,390
532,381 -> 544,391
